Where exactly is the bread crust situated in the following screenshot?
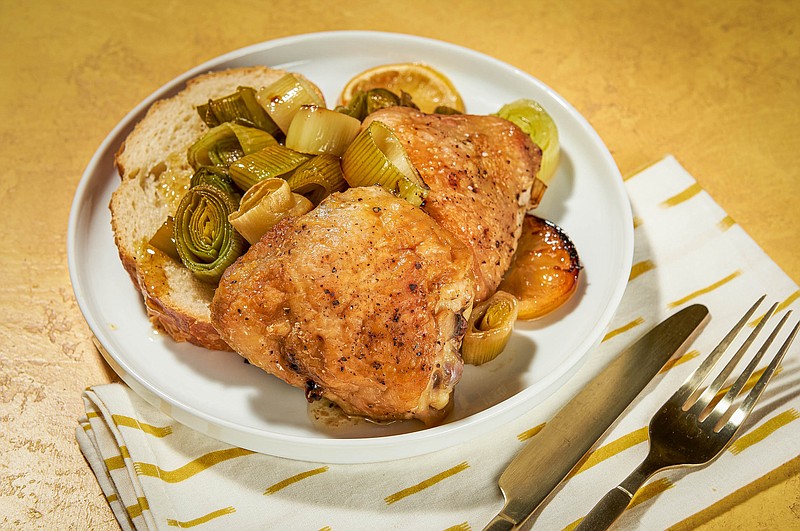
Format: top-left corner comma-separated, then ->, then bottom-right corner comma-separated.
110,66 -> 325,350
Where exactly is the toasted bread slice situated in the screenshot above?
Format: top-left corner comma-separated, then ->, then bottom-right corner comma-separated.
110,66 -> 325,350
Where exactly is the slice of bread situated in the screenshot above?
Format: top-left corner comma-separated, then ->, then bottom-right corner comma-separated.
110,66 -> 325,350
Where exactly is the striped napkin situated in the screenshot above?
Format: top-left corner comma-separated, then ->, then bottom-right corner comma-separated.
76,156 -> 800,530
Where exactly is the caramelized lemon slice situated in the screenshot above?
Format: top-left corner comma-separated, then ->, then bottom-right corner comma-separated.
498,215 -> 581,320
338,63 -> 466,114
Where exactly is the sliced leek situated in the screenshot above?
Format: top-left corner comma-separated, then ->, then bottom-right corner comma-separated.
334,88 -> 417,121
228,145 -> 311,191
397,90 -> 419,110
147,216 -> 180,260
461,291 -> 518,365
190,166 -> 238,197
365,88 -> 401,115
285,154 -> 348,205
334,90 -> 367,120
495,99 -> 560,184
230,122 -> 279,154
196,86 -> 280,136
228,178 -> 313,244
256,74 -> 326,133
434,105 -> 462,115
285,105 -> 361,156
187,122 -> 278,170
341,121 -> 429,207
173,184 -> 244,284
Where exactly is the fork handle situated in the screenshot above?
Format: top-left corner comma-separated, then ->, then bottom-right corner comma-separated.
575,485 -> 634,530
575,458 -> 660,530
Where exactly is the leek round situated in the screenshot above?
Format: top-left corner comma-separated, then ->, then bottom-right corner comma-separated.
229,145 -> 311,190
461,291 -> 518,365
190,166 -> 239,197
334,90 -> 367,120
285,154 -> 348,205
173,184 -> 244,284
228,178 -> 313,244
496,99 -> 560,185
434,105 -> 462,115
334,88 -> 418,121
147,216 -> 180,260
187,123 -> 277,171
196,86 -> 280,136
285,105 -> 361,156
341,121 -> 429,207
365,88 -> 401,115
256,74 -> 326,133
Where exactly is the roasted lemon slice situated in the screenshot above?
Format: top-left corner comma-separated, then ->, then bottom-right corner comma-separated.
338,63 -> 466,114
498,215 -> 581,320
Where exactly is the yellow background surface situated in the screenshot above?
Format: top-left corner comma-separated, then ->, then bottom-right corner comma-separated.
1,1 -> 797,528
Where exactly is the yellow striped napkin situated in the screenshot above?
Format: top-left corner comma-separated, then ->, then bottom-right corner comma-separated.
76,156 -> 799,530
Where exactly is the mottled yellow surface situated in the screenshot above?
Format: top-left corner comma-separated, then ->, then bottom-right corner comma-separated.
1,1 -> 797,528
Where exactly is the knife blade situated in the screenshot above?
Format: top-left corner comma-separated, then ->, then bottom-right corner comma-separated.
484,303 -> 709,530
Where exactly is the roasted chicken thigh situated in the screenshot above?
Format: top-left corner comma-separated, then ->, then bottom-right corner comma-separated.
365,107 -> 544,301
211,186 -> 475,425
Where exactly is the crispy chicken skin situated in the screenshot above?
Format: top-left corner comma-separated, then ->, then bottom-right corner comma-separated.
365,107 -> 544,301
211,186 -> 475,425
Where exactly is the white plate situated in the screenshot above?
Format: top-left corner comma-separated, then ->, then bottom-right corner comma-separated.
68,31 -> 632,463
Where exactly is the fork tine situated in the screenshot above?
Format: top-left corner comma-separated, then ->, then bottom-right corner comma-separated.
689,302 -> 779,416
705,310 -> 791,425
719,318 -> 800,435
675,295 -> 766,407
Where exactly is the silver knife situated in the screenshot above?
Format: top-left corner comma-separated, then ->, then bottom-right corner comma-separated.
484,304 -> 709,530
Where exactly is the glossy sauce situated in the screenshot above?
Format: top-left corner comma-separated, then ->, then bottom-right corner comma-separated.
307,397 -> 398,432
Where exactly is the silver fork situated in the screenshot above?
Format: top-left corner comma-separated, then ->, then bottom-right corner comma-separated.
576,296 -> 799,530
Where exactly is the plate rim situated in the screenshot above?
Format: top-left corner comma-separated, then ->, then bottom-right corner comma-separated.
68,30 -> 633,463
